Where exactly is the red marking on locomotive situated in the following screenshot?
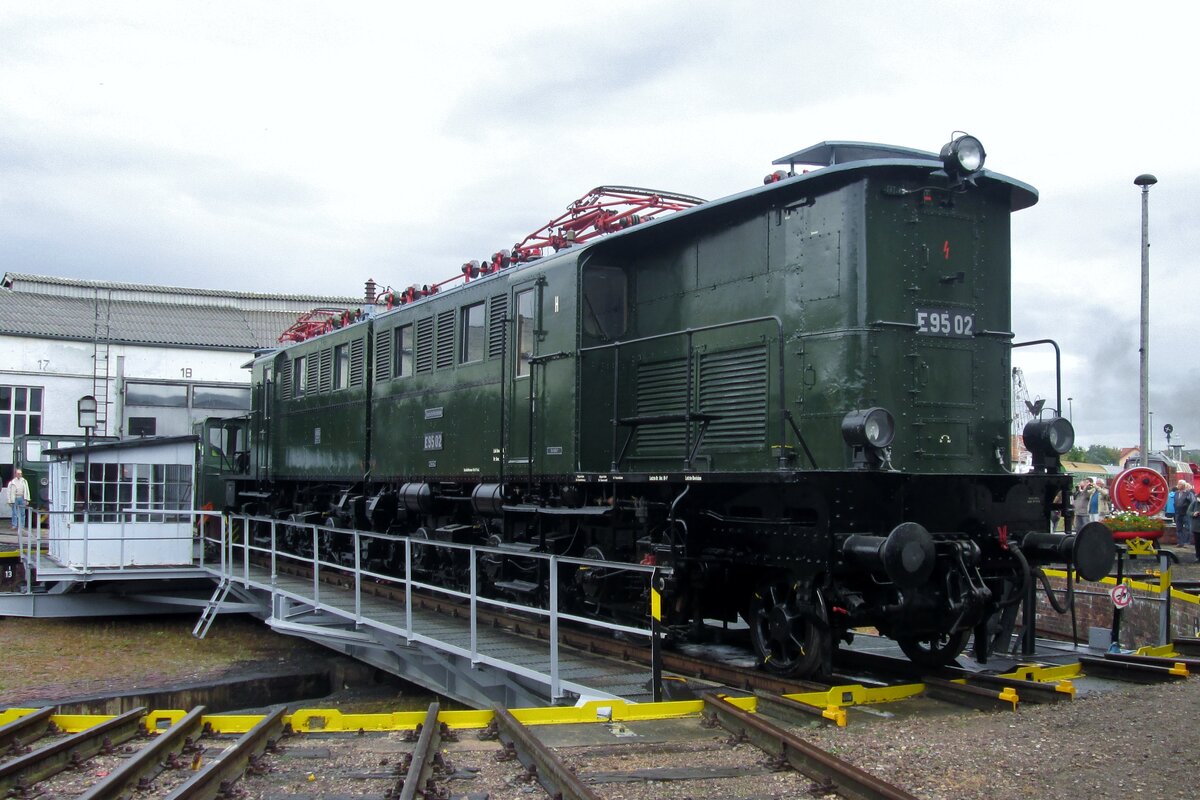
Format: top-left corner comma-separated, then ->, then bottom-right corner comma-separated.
943,240 -> 951,260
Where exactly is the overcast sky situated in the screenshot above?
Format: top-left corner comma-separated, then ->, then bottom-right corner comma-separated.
1,2 -> 1195,450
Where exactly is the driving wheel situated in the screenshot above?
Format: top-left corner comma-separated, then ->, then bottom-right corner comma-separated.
748,581 -> 828,678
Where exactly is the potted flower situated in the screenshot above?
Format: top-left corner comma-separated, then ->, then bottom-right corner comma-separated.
1102,510 -> 1164,540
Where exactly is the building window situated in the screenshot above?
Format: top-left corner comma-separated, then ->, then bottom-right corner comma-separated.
125,382 -> 188,408
128,417 -> 158,436
0,386 -> 43,438
294,356 -> 308,397
334,344 -> 350,390
461,302 -> 485,364
515,289 -> 535,377
192,385 -> 251,410
395,324 -> 413,377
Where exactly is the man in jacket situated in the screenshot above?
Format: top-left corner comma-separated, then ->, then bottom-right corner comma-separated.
6,469 -> 30,530
1072,478 -> 1094,532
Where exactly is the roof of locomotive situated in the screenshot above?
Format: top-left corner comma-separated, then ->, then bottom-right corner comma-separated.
577,140 -> 1038,254
772,140 -> 940,168
259,140 -> 1038,358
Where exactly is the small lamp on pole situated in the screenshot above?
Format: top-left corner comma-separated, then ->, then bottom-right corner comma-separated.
77,395 -> 97,514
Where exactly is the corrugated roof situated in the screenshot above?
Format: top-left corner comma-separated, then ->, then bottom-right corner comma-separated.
2,271 -> 361,305
0,289 -> 309,350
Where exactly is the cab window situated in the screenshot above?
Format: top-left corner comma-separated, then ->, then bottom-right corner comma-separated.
582,266 -> 627,341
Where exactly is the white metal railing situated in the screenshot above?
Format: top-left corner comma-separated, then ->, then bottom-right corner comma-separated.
204,513 -> 666,700
14,507 -> 225,588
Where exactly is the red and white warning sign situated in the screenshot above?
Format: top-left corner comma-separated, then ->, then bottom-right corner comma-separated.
1110,583 -> 1133,609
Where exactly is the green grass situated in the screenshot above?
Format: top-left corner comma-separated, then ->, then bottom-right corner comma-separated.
0,614 -> 321,701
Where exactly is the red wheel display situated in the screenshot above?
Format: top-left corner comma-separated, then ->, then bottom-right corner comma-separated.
1111,467 -> 1168,516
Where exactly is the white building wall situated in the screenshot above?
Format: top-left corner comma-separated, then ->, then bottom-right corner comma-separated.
2,333 -> 258,468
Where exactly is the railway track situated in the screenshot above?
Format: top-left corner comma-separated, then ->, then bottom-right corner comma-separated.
3,638 -> 1195,800
0,705 -> 287,799
0,700 -> 927,799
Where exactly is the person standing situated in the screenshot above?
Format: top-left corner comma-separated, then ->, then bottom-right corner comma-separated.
1174,481 -> 1195,547
1089,478 -> 1111,523
1072,478 -> 1094,532
1189,492 -> 1200,563
6,469 -> 30,530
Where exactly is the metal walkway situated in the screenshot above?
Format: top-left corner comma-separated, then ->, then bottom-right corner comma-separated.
206,555 -> 658,708
1,511 -> 663,709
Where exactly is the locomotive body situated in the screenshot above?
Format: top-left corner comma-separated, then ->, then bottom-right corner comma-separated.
227,137 -> 1111,677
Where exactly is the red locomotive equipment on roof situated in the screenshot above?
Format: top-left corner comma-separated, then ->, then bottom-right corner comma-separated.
280,186 -> 704,342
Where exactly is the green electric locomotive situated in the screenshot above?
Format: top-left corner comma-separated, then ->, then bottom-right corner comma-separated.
232,134 -> 1113,678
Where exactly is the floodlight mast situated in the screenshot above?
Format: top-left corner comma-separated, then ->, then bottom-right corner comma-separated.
1135,173 -> 1157,466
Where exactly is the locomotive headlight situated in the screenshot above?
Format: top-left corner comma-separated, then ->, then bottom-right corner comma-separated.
1023,416 -> 1075,456
841,407 -> 896,449
939,133 -> 986,175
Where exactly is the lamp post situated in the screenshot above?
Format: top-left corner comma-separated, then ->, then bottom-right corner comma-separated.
77,395 -> 97,518
1135,173 -> 1157,466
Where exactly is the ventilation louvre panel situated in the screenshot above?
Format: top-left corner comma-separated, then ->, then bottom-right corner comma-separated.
698,345 -> 768,446
435,310 -> 455,370
350,338 -> 366,388
488,295 -> 508,360
375,328 -> 393,381
416,317 -> 434,374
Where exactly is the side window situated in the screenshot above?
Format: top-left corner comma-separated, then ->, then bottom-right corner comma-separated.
334,344 -> 350,390
394,325 -> 413,377
460,302 -> 485,364
294,356 -> 307,398
582,265 -> 628,340
515,289 -> 535,377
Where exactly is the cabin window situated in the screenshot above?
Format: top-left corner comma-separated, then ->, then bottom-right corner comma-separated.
334,344 -> 350,389
582,266 -> 627,340
294,356 -> 308,397
515,289 -> 535,377
395,325 -> 413,377
461,302 -> 485,364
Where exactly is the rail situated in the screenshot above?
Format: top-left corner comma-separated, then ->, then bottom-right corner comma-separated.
488,705 -> 602,800
0,707 -> 148,797
164,706 -> 287,799
700,692 -> 919,800
78,706 -> 208,800
395,703 -> 442,800
205,513 -> 667,702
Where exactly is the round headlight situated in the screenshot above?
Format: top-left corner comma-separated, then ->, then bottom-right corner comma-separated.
842,407 -> 896,449
1023,416 -> 1075,456
940,134 -> 986,175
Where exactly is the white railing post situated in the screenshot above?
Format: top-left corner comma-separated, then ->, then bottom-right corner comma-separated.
242,517 -> 250,586
470,548 -> 479,665
270,518 -> 278,585
311,525 -> 320,604
404,538 -> 413,643
354,529 -> 362,624
550,554 -> 560,699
